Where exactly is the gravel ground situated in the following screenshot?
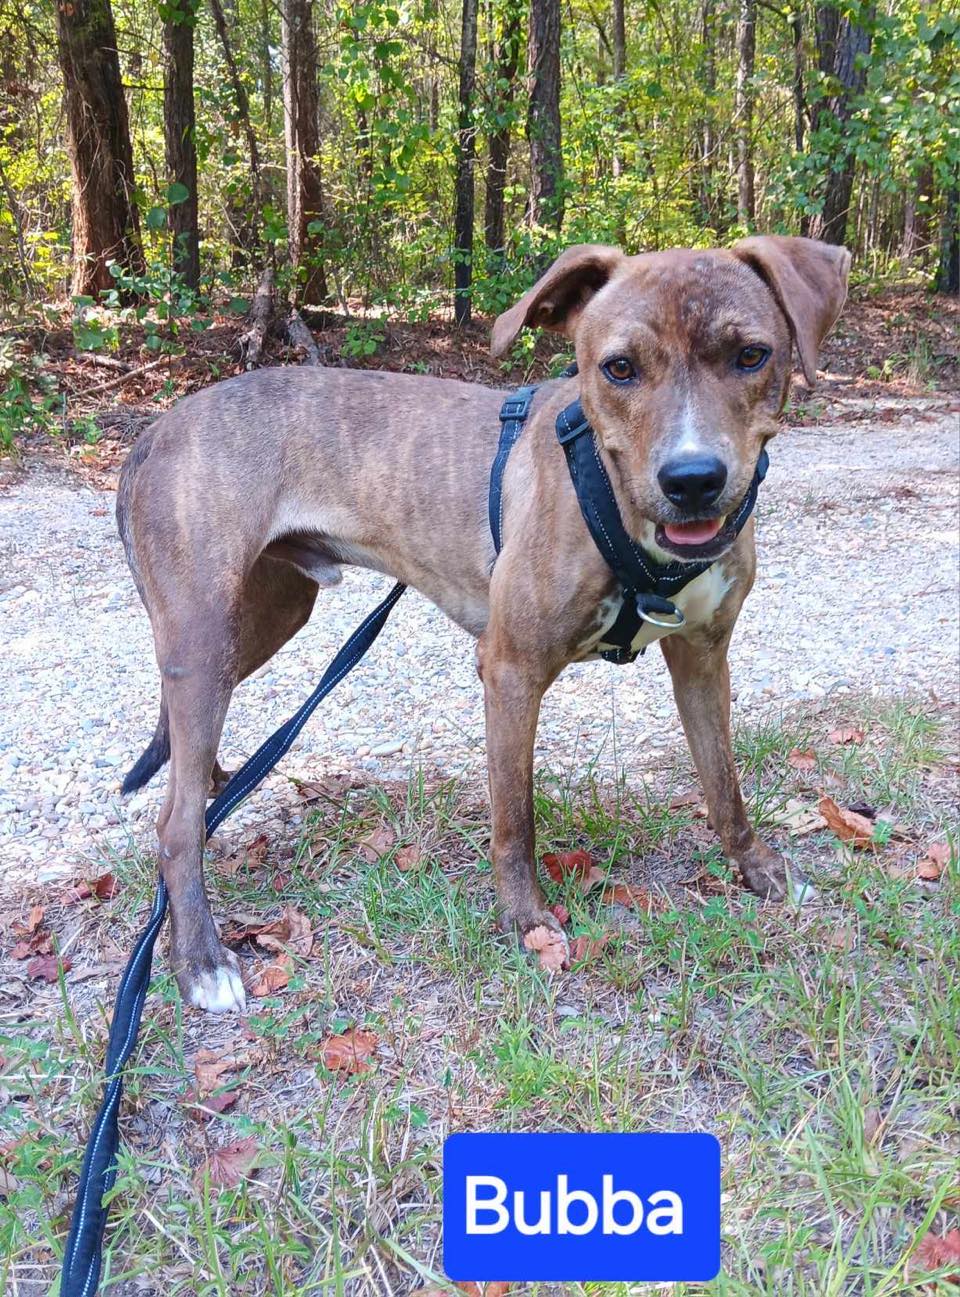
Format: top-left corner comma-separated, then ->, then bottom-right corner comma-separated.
2,396 -> 958,889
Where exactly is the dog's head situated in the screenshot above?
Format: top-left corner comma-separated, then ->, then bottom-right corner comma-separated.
492,236 -> 850,562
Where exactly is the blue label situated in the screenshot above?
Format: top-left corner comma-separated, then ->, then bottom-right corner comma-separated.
443,1132 -> 720,1283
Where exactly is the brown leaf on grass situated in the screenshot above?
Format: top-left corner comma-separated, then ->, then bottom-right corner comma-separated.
522,925 -> 567,971
10,927 -> 53,960
295,774 -> 362,803
567,932 -> 613,964
603,883 -> 665,913
669,789 -> 702,810
909,1228 -> 960,1284
542,850 -> 605,892
768,798 -> 827,836
828,726 -> 865,745
182,1087 -> 238,1122
320,1026 -> 379,1074
787,748 -> 818,771
193,1049 -> 241,1095
359,825 -> 396,863
818,796 -> 875,848
917,842 -> 950,881
395,844 -> 423,872
248,954 -> 293,997
62,872 -> 119,905
549,902 -> 570,926
456,1283 -> 512,1296
15,905 -> 44,935
27,954 -> 71,983
254,905 -> 313,957
197,1136 -> 259,1189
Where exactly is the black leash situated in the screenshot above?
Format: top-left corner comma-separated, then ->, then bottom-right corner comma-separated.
61,579 -> 406,1297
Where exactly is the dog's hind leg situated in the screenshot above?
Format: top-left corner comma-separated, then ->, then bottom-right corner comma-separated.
153,602 -> 247,1013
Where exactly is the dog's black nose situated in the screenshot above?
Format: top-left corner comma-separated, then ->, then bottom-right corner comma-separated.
657,456 -> 728,512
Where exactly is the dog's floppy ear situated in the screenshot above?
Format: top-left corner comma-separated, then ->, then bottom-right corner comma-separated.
732,235 -> 851,385
491,244 -> 624,359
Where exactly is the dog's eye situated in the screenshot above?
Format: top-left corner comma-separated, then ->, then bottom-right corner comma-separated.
736,345 -> 771,372
601,357 -> 637,384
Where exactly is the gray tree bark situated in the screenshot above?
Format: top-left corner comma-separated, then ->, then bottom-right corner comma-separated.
527,0 -> 563,231
163,0 -> 200,289
454,0 -> 479,324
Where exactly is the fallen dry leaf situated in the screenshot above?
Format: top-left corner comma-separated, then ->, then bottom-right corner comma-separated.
828,726 -> 865,745
917,842 -> 950,881
787,748 -> 818,771
456,1282 -> 512,1296
248,953 -> 293,997
395,844 -> 422,872
768,798 -> 827,836
567,932 -> 613,964
320,1026 -> 379,1074
359,825 -> 396,863
198,1137 -> 259,1189
182,1087 -> 238,1122
27,954 -> 71,983
193,1049 -> 240,1095
549,902 -> 570,926
254,904 -> 313,957
909,1228 -> 960,1284
522,924 -> 567,971
603,883 -> 665,913
542,850 -> 605,891
17,905 -> 44,935
819,796 -> 875,848
62,872 -> 119,905
10,927 -> 53,960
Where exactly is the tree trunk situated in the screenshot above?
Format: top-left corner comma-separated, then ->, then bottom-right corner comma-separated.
282,0 -> 327,304
790,9 -> 805,153
454,0 -> 479,325
55,0 -> 144,297
901,165 -> 932,263
808,4 -> 873,246
484,0 -> 522,258
527,0 -> 563,231
163,0 -> 200,289
611,0 -> 626,179
208,0 -> 263,263
935,187 -> 959,294
734,0 -> 756,228
697,0 -> 716,225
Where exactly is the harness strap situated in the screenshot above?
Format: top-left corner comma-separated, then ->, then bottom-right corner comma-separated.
556,396 -> 768,660
489,384 -> 538,554
61,579 -> 406,1297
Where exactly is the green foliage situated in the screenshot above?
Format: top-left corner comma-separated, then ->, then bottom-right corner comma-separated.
0,0 -> 954,322
0,343 -> 63,451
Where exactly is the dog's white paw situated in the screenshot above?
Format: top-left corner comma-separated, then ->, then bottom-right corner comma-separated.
186,958 -> 247,1014
788,873 -> 819,907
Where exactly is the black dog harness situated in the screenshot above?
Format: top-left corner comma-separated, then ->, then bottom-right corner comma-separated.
490,368 -> 769,664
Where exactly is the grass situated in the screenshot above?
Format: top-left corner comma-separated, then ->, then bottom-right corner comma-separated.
0,697 -> 957,1295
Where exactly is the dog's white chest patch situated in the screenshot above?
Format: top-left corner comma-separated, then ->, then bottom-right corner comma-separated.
582,562 -> 734,658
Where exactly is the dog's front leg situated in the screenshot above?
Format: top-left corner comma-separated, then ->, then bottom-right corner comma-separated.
661,632 -> 788,900
478,643 -> 565,941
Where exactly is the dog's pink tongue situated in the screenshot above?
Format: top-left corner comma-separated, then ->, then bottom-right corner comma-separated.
664,518 -> 723,546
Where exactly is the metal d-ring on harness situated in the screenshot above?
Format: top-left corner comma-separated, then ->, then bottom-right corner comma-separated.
489,364 -> 769,664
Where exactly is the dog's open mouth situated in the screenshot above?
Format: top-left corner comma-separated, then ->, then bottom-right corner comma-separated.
655,515 -> 735,561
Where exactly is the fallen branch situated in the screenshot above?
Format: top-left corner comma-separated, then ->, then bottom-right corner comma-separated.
79,356 -> 175,398
287,309 -> 320,365
239,266 -> 275,367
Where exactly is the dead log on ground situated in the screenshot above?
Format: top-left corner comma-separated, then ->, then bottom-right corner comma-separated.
287,308 -> 321,365
239,266 -> 275,367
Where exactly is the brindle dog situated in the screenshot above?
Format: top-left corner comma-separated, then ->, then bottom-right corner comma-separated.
117,235 -> 850,1012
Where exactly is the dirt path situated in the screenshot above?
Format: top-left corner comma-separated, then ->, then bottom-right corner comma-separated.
1,395 -> 957,888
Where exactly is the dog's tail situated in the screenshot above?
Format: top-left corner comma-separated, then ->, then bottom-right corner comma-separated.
121,700 -> 170,794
